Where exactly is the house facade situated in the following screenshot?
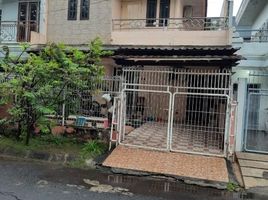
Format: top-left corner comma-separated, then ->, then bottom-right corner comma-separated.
0,0 -> 47,43
0,0 -> 240,158
233,0 -> 268,154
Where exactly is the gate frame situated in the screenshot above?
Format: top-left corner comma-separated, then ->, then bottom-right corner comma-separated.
118,88 -> 173,151
169,92 -> 230,157
244,89 -> 268,154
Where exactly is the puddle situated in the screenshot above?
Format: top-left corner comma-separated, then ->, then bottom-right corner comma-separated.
38,166 -> 265,200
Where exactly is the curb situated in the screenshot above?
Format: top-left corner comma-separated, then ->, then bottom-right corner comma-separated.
98,165 -> 229,190
0,146 -> 78,165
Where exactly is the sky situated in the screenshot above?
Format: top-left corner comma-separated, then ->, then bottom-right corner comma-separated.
207,0 -> 243,17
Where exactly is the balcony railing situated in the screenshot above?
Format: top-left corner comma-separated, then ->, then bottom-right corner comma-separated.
237,29 -> 268,43
0,21 -> 17,43
0,21 -> 38,43
112,17 -> 228,31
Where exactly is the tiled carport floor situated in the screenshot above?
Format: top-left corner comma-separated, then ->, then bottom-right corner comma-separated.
103,145 -> 229,183
123,122 -> 224,154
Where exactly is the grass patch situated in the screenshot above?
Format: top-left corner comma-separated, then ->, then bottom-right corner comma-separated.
81,140 -> 107,158
0,135 -> 83,155
0,135 -> 108,169
227,182 -> 239,192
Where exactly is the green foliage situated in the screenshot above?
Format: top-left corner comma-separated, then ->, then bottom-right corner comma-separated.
0,38 -> 109,144
227,182 -> 239,192
81,140 -> 107,158
37,135 -> 77,146
0,135 -> 82,155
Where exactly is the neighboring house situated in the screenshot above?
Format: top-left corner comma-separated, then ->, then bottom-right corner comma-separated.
0,0 -> 47,57
0,0 -> 241,159
233,0 -> 268,154
232,1 -> 268,189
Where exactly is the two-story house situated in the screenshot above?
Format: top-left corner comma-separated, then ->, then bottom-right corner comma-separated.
0,0 -> 244,185
232,0 -> 268,189
233,0 -> 268,154
0,0 -> 47,57
1,0 -> 241,159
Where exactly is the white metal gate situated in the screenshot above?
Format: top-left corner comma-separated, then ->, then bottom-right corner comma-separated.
244,71 -> 268,154
119,89 -> 172,151
116,67 -> 231,156
170,92 -> 229,156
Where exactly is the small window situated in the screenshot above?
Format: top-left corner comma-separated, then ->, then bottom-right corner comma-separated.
183,5 -> 193,18
68,0 -> 78,20
80,0 -> 89,20
146,0 -> 157,26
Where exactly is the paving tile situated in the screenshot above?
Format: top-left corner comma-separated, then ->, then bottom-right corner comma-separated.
103,146 -> 229,183
123,122 -> 223,155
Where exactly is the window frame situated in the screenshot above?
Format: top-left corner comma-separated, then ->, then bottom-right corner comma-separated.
146,0 -> 157,27
80,0 -> 90,20
68,0 -> 78,20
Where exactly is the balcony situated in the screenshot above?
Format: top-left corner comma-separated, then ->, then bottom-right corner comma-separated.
0,21 -> 39,44
237,29 -> 268,43
234,29 -> 268,69
111,17 -> 231,46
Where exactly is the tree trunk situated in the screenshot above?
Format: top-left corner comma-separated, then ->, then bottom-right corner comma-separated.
16,122 -> 22,141
25,125 -> 30,145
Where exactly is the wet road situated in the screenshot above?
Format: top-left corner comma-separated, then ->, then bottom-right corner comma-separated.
0,158 -> 261,200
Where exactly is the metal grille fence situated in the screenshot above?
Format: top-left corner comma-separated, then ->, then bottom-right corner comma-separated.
59,76 -> 123,128
119,67 -> 231,156
0,74 -> 123,128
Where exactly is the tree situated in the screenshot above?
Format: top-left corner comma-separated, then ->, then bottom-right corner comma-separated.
0,38 -> 111,145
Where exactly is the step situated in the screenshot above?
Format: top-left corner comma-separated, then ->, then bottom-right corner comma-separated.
243,177 -> 268,189
241,167 -> 268,179
239,160 -> 268,170
236,152 -> 268,162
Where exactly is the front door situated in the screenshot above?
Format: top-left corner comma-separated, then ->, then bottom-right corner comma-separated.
17,1 -> 39,42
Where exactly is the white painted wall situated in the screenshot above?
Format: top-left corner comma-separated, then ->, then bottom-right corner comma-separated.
39,0 -> 47,36
232,1 -> 268,150
252,3 -> 268,30
233,43 -> 268,69
0,0 -> 18,21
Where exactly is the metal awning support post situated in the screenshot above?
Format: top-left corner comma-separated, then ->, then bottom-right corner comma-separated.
62,88 -> 66,126
228,0 -> 234,28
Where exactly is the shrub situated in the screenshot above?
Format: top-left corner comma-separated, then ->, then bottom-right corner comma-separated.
81,140 -> 107,158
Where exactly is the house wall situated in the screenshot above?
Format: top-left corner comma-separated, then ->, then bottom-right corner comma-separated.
112,30 -> 230,46
0,0 -> 18,21
31,0 -> 47,44
47,0 -> 112,45
0,103 -> 12,119
0,0 -> 18,43
114,0 -> 206,19
252,3 -> 268,30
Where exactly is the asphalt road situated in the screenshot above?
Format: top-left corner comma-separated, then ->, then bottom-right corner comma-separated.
0,158 -> 257,200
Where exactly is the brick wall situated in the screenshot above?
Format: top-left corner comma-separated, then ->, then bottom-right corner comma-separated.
47,0 -> 112,45
0,104 -> 11,119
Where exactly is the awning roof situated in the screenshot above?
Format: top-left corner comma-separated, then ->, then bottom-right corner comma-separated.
111,45 -> 242,67
28,44 -> 242,67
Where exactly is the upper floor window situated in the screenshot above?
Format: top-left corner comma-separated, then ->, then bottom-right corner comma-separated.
146,0 -> 170,27
159,0 -> 170,26
80,0 -> 89,20
146,0 -> 157,26
68,0 -> 78,20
